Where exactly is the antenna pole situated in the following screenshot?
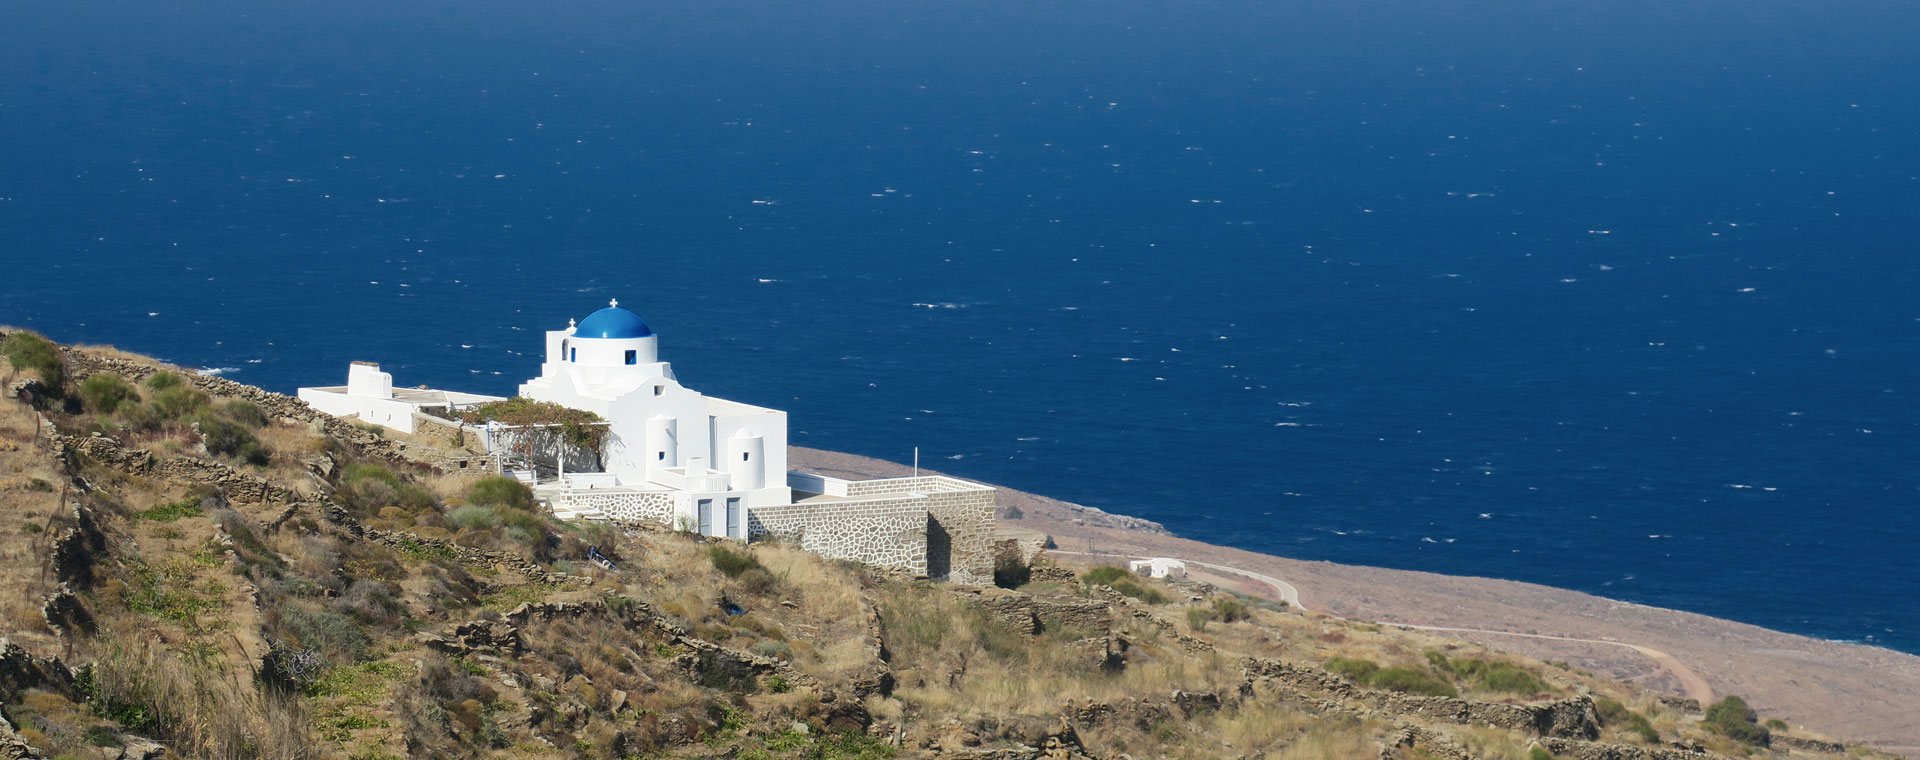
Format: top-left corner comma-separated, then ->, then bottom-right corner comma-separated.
913,446 -> 919,479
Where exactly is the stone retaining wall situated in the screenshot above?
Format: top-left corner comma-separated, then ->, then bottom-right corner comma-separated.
563,490 -> 675,524
750,499 -> 931,577
924,487 -> 996,585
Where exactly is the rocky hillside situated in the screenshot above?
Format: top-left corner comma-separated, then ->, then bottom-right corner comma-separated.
0,330 -> 1888,760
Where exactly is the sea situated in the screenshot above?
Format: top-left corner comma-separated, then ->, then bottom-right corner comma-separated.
3,0 -> 1917,653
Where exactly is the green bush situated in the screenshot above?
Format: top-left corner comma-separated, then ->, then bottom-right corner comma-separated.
78,373 -> 137,414
1079,565 -> 1132,585
1529,747 -> 1555,760
344,463 -> 401,486
467,477 -> 535,511
1595,698 -> 1660,743
708,545 -> 764,578
149,386 -> 208,420
274,606 -> 371,664
1456,658 -> 1550,695
1107,577 -> 1169,604
1368,666 -> 1457,697
446,506 -> 502,530
144,371 -> 182,391
1323,657 -> 1456,697
3,332 -> 65,390
1703,695 -> 1770,746
1211,596 -> 1250,623
1186,607 -> 1214,631
334,463 -> 435,518
1078,566 -> 1168,603
1324,656 -> 1381,683
135,497 -> 204,522
195,412 -> 268,465
221,399 -> 269,428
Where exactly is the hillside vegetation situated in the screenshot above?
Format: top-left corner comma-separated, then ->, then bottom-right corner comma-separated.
0,330 -> 1885,760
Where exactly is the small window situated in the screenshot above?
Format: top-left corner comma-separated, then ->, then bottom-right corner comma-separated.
624,350 -> 637,365
653,386 -> 663,396
657,451 -> 665,461
570,348 -> 577,362
741,452 -> 750,462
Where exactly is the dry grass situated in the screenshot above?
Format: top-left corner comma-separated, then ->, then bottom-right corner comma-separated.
86,638 -> 313,759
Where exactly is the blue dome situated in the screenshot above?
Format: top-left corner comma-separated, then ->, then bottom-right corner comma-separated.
573,303 -> 653,339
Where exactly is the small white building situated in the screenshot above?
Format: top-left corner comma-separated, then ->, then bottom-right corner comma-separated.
1130,557 -> 1188,580
298,362 -> 503,434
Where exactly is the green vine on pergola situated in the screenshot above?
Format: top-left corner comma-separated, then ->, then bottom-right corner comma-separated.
461,397 -> 608,469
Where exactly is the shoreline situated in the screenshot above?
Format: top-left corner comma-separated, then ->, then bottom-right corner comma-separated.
792,445 -> 1920,756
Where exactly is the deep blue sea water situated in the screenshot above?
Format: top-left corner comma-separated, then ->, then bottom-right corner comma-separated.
4,0 -> 1917,651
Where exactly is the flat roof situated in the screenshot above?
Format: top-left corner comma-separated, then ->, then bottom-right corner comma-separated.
300,386 -> 503,406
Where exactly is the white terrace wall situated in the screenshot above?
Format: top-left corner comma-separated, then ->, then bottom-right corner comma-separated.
749,498 -> 931,577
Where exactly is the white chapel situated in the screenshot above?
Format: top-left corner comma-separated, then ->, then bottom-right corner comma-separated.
517,300 -> 790,512
297,299 -> 1000,583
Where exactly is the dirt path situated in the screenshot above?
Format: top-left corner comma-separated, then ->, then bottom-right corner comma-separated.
1046,547 -> 1713,706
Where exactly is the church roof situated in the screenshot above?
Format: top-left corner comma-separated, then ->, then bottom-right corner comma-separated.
573,300 -> 653,339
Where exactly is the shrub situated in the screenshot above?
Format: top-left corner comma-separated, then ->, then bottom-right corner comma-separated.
136,497 -> 204,522
1080,566 -> 1132,585
1703,695 -> 1770,746
467,477 -> 535,511
335,463 -> 435,518
78,373 -> 137,414
275,606 -> 371,664
1106,577 -> 1167,604
737,567 -> 780,596
3,332 -> 65,390
1186,607 -> 1214,631
144,371 -> 183,391
1369,666 -> 1457,697
1529,747 -> 1555,760
1594,698 -> 1658,742
1324,657 -> 1381,683
447,506 -> 502,531
150,386 -> 208,420
1454,658 -> 1550,695
1765,718 -> 1788,730
1079,566 -> 1168,603
1324,657 -> 1456,697
196,413 -> 263,460
1211,596 -> 1250,623
221,399 -> 269,428
709,545 -> 764,578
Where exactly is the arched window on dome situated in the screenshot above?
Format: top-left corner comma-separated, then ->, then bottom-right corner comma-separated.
625,350 -> 637,365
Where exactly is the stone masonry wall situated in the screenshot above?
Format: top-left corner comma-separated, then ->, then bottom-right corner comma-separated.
924,488 -> 997,585
564,490 -> 676,525
750,499 -> 931,577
